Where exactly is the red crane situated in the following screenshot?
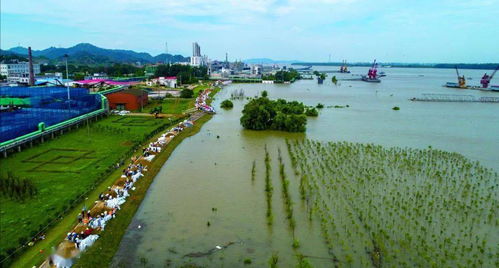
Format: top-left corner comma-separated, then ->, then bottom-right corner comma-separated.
480,67 -> 498,88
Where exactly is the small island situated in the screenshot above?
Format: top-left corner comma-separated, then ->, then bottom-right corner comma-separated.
240,91 -> 317,132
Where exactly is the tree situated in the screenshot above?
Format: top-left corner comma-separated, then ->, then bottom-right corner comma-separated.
220,99 -> 234,109
305,108 -> 319,117
332,75 -> 338,85
180,89 -> 194,98
240,96 -> 310,132
240,97 -> 275,130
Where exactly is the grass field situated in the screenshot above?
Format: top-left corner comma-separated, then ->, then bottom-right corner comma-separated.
144,98 -> 195,114
0,115 -> 179,263
192,83 -> 211,96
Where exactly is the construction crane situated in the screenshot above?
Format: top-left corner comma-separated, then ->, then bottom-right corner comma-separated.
362,59 -> 381,82
480,66 -> 498,88
455,66 -> 466,88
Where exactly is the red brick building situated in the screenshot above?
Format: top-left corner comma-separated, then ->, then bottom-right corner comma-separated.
107,89 -> 148,111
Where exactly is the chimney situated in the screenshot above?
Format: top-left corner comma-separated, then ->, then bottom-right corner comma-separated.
28,47 -> 35,86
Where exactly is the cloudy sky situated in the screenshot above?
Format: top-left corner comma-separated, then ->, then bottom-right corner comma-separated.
1,0 -> 498,62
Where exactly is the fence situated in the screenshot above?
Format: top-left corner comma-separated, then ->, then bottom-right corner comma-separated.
0,87 -> 104,143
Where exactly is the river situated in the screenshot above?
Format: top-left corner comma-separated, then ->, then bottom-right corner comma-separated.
112,67 -> 499,267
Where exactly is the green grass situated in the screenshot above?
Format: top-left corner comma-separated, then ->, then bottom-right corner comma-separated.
143,98 -> 195,114
0,115 -> 179,264
192,83 -> 211,96
74,114 -> 213,267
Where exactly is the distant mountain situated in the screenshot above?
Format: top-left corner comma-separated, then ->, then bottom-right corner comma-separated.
0,49 -> 28,63
7,46 -> 29,55
6,43 -> 189,65
243,58 -> 302,64
153,53 -> 191,64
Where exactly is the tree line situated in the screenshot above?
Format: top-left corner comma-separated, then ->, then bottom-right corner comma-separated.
153,64 -> 208,84
262,69 -> 301,83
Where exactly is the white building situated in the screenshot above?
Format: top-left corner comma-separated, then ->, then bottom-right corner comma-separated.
190,56 -> 203,67
147,76 -> 177,88
0,61 -> 41,83
190,42 -> 207,67
84,72 -> 109,80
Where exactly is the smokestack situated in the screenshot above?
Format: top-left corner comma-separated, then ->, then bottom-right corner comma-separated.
28,47 -> 35,86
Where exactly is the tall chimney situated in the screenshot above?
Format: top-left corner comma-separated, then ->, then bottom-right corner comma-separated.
28,47 -> 35,86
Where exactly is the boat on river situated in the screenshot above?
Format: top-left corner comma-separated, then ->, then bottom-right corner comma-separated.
444,82 -> 468,89
361,76 -> 381,83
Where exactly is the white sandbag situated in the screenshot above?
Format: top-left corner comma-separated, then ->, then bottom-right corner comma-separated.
79,235 -> 99,251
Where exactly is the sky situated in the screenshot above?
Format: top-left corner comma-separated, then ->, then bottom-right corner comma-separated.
1,0 -> 498,63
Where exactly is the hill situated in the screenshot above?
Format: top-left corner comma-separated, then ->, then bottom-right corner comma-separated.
6,43 -> 189,65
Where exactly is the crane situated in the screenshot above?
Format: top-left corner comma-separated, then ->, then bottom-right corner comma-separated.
455,66 -> 466,88
480,66 -> 499,88
361,59 -> 381,83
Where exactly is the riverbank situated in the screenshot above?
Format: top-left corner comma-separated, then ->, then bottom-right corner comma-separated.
4,86 -> 220,267
1,115 -> 178,267
73,114 -> 213,267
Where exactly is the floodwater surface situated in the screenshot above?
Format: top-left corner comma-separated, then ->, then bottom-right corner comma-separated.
112,67 -> 499,267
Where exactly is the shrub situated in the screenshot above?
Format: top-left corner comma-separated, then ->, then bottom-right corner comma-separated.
180,89 -> 194,98
316,103 -> 324,109
220,99 -> 234,109
305,108 -> 318,117
392,106 -> 400,110
0,172 -> 38,201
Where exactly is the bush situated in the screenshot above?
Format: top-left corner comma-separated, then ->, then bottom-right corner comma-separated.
316,103 -> 324,109
392,106 -> 400,110
0,172 -> 38,201
180,89 -> 194,98
305,108 -> 318,117
220,99 -> 234,109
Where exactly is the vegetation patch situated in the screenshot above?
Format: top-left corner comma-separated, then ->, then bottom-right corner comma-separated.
144,98 -> 195,114
264,145 -> 273,225
0,173 -> 38,201
305,108 -> 318,117
240,91 -> 312,132
287,139 -> 498,267
220,99 -> 234,109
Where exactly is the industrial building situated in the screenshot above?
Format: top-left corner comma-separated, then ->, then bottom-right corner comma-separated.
106,89 -> 148,111
0,60 -> 41,83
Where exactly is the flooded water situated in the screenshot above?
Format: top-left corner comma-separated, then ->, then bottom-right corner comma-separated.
112,67 -> 499,267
